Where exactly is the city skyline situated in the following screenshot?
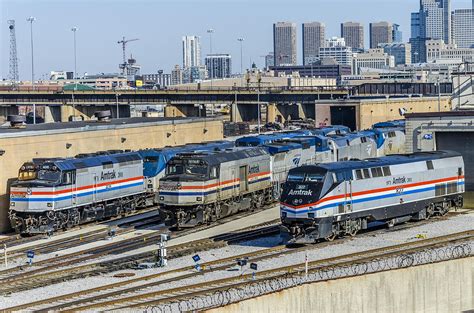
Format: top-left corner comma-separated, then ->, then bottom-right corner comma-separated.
1,0 -> 472,79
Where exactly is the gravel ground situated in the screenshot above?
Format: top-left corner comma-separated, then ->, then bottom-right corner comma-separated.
0,213 -> 473,310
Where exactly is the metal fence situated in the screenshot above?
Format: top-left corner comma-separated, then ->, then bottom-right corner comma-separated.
144,241 -> 473,313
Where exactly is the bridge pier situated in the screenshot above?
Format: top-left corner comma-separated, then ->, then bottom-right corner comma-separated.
231,103 -> 263,123
0,106 -> 19,124
164,103 -> 202,118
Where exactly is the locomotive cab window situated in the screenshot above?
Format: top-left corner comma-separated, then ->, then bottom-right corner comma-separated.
362,168 -> 371,179
210,166 -> 219,179
355,169 -> 363,180
62,171 -> 76,185
426,160 -> 434,170
382,166 -> 391,176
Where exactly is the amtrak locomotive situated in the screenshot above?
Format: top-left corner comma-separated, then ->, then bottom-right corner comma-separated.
9,123 -> 406,234
280,151 -> 464,243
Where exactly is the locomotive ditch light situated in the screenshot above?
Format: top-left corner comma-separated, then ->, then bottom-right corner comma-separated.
196,197 -> 202,201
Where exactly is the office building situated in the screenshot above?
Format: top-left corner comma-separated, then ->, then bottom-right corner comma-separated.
370,22 -> 393,48
302,22 -> 325,65
142,70 -> 172,88
379,42 -> 412,65
425,39 -> 474,63
341,22 -> 364,51
171,65 -> 183,85
183,66 -> 208,83
182,35 -> 201,68
352,48 -> 395,75
264,52 -> 274,70
205,54 -> 232,79
319,37 -> 353,65
452,9 -> 474,48
273,22 -> 297,66
410,0 -> 452,63
392,24 -> 403,42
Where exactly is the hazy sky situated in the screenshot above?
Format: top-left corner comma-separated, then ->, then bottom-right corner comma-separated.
1,0 -> 472,80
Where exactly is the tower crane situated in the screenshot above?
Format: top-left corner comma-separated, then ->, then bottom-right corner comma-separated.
117,36 -> 139,75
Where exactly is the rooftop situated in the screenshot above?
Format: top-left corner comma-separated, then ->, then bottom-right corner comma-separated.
405,111 -> 474,118
0,117 -> 220,139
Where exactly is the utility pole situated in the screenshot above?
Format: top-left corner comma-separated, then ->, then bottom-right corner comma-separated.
207,29 -> 214,89
27,16 -> 36,124
237,38 -> 244,87
71,27 -> 78,79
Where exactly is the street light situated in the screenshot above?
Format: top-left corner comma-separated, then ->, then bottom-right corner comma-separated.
237,38 -> 244,87
71,27 -> 78,79
207,29 -> 214,88
27,16 -> 36,124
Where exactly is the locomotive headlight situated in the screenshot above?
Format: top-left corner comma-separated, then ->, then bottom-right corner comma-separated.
47,203 -> 53,207
196,197 -> 202,201
159,196 -> 164,201
10,202 -> 15,207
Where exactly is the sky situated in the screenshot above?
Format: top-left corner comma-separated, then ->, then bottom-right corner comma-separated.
1,0 -> 473,80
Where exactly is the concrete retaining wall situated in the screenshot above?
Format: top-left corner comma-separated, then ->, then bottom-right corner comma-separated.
0,118 -> 223,232
208,257 -> 473,313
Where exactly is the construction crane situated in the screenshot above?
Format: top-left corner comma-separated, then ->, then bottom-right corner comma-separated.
117,36 -> 139,75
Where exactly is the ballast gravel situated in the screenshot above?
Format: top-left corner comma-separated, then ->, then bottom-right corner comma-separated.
0,213 -> 472,310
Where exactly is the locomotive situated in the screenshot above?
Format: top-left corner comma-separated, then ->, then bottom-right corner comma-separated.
9,123 -> 405,234
158,147 -> 274,227
280,151 -> 464,243
9,140 -> 234,234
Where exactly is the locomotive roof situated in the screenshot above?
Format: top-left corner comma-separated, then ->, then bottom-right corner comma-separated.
172,147 -> 268,165
45,151 -> 142,170
292,150 -> 461,173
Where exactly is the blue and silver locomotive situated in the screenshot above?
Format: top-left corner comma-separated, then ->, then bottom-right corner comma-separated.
280,151 -> 464,243
9,151 -> 148,234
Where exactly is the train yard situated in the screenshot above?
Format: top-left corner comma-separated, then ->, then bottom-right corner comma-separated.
0,205 -> 472,311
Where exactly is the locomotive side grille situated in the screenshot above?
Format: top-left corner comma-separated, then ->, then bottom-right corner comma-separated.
435,183 -> 447,196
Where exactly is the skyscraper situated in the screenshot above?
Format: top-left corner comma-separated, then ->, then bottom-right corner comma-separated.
205,54 -> 232,79
419,0 -> 451,44
341,22 -> 364,51
182,35 -> 201,68
392,24 -> 403,42
273,22 -> 297,66
453,9 -> 474,48
370,22 -> 393,48
302,22 -> 325,65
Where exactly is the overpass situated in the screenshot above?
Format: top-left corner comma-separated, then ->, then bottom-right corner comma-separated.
0,83 -> 453,124
0,87 -> 349,123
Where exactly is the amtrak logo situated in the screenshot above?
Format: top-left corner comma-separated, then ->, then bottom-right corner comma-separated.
26,187 -> 32,195
292,157 -> 301,166
365,144 -> 373,154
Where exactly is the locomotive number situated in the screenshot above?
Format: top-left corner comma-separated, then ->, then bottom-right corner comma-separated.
396,187 -> 404,194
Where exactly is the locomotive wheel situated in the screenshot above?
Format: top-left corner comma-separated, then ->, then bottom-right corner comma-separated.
324,233 -> 337,241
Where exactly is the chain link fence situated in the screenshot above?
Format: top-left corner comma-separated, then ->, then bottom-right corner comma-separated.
144,241 -> 473,313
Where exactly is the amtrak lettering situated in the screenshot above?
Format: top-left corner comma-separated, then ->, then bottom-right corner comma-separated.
386,176 -> 413,185
288,189 -> 313,196
100,170 -> 124,181
249,165 -> 260,174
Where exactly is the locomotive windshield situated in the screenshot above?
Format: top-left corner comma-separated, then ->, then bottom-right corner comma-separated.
166,159 -> 208,178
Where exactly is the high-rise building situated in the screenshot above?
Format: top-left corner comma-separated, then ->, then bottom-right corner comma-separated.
410,0 -> 451,63
273,22 -> 297,66
205,54 -> 232,79
379,43 -> 412,65
319,37 -> 353,66
453,9 -> 474,48
183,66 -> 208,83
425,39 -> 474,63
392,24 -> 403,42
182,35 -> 201,68
419,0 -> 451,43
341,22 -> 364,51
171,65 -> 183,85
142,70 -> 172,88
302,22 -> 325,65
370,21 -> 393,48
264,52 -> 274,70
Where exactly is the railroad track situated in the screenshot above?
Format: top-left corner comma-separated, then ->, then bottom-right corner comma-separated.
4,218 -> 471,312
9,230 -> 471,312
